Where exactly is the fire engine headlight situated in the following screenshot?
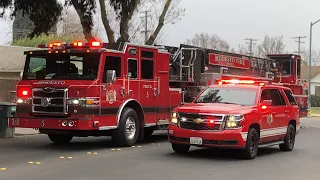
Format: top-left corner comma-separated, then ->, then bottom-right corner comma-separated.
225,114 -> 244,129
171,112 -> 179,125
68,121 -> 75,127
62,121 -> 67,127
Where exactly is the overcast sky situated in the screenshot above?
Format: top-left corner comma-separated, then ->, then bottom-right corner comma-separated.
1,0 -> 320,54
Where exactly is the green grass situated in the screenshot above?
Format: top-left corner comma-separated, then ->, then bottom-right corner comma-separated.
311,107 -> 320,114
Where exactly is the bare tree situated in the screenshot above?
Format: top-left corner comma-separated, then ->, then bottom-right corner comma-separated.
237,44 -> 248,55
98,0 -> 184,44
184,33 -> 230,51
301,47 -> 320,66
256,35 -> 285,57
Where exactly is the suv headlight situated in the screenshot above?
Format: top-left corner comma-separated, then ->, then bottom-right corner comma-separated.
171,111 -> 179,125
225,114 -> 244,129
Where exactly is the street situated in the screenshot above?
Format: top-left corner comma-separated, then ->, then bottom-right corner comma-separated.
1,119 -> 320,180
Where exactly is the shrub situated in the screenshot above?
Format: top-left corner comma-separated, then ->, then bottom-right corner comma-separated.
11,34 -> 86,47
311,95 -> 320,107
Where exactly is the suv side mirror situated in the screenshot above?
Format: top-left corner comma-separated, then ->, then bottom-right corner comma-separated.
105,70 -> 116,83
262,100 -> 272,106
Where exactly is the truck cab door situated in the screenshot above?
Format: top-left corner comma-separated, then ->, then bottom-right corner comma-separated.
100,53 -> 124,128
139,49 -> 157,126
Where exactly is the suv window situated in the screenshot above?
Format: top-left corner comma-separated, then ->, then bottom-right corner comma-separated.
268,89 -> 286,106
284,89 -> 297,105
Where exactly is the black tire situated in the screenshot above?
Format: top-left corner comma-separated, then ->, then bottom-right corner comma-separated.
144,127 -> 154,140
172,143 -> 190,154
241,128 -> 259,160
112,107 -> 140,147
48,134 -> 73,144
279,124 -> 296,151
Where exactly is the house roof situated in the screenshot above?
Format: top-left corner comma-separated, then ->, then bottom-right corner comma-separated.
0,45 -> 39,71
300,65 -> 320,80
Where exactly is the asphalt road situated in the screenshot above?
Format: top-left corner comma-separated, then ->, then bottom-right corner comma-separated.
1,120 -> 320,180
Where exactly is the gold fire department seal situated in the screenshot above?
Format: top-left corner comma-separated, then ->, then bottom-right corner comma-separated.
106,90 -> 116,104
267,114 -> 273,125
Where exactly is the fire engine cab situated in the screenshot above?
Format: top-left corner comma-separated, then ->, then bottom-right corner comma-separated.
8,41 -> 307,147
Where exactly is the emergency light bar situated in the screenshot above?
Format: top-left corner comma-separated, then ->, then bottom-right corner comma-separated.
37,40 -> 104,49
217,79 -> 269,86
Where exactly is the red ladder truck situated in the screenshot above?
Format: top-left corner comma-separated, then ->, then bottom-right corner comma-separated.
8,41 -> 308,146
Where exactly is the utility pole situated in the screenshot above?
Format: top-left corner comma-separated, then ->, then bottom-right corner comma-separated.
140,10 -> 151,44
292,36 -> 307,55
244,38 -> 257,56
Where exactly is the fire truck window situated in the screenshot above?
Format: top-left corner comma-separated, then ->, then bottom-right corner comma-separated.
128,59 -> 137,79
105,56 -> 121,78
297,59 -> 301,76
141,51 -> 154,59
268,89 -> 286,106
23,54 -> 100,80
141,60 -> 154,80
284,90 -> 297,105
281,59 -> 292,75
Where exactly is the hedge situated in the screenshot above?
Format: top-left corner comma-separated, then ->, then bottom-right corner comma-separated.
311,95 -> 320,107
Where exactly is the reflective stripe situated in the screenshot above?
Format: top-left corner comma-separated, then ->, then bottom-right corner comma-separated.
241,126 -> 288,141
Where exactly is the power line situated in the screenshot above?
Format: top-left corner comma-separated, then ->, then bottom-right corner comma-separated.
291,36 -> 307,55
244,38 -> 257,56
140,10 -> 151,44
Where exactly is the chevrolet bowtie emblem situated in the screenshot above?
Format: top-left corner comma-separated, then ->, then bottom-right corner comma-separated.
193,118 -> 204,124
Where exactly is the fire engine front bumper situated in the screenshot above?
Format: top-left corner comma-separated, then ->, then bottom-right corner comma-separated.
8,117 -> 113,131
168,125 -> 247,148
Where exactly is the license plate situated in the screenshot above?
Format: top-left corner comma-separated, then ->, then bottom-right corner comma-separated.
190,137 -> 203,145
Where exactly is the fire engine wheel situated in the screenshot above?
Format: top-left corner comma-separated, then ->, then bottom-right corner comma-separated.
171,143 -> 190,154
48,134 -> 73,144
112,107 -> 139,147
241,128 -> 259,160
279,124 -> 296,151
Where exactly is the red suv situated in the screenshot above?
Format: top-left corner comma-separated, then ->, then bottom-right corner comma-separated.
168,81 -> 300,159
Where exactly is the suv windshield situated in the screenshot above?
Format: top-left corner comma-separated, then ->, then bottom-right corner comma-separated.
194,87 -> 257,106
23,53 -> 101,80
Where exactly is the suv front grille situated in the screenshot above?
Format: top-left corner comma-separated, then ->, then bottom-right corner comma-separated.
32,88 -> 67,115
178,113 -> 225,131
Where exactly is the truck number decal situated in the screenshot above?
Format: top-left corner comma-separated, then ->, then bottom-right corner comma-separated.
143,85 -> 152,89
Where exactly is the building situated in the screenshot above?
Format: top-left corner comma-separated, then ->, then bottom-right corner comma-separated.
301,65 -> 320,96
0,45 -> 39,102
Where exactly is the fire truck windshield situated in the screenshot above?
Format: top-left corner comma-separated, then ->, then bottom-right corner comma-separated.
194,87 -> 257,106
23,53 -> 100,80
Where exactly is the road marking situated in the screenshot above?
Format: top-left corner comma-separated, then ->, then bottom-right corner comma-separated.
117,149 -> 121,151
28,162 -> 34,164
0,168 -> 6,171
111,149 -> 115,151
87,152 -> 92,155
60,156 -> 65,159
67,157 -> 73,159
93,152 -> 98,155
138,146 -> 141,148
35,162 -> 41,165
132,146 -> 135,148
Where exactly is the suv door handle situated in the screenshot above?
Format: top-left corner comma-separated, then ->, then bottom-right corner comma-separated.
285,110 -> 289,113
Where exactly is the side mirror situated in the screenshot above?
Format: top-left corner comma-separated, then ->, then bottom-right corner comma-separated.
262,100 -> 272,106
105,70 -> 116,83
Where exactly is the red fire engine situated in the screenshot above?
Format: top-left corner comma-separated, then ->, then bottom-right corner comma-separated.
8,41 -> 308,146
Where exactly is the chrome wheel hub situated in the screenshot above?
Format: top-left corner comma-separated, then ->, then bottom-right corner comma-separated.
125,117 -> 136,140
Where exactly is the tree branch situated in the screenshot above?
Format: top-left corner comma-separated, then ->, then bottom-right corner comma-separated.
71,0 -> 96,42
116,0 -> 140,43
99,0 -> 115,43
146,0 -> 172,45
